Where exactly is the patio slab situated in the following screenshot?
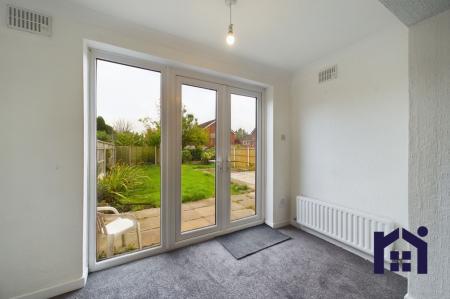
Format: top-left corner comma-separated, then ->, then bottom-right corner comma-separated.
97,192 -> 256,259
230,171 -> 255,188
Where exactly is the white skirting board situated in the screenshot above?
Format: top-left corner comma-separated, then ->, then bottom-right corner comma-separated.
290,220 -> 407,278
294,196 -> 407,278
13,268 -> 87,299
265,220 -> 291,229
293,221 -> 373,261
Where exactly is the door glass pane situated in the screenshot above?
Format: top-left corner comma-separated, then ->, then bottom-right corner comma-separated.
180,84 -> 217,232
230,94 -> 257,221
96,59 -> 161,261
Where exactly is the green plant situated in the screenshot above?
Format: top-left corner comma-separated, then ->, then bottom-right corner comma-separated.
114,243 -> 137,255
190,147 -> 203,161
182,149 -> 193,163
97,164 -> 148,211
97,250 -> 107,260
201,149 -> 214,164
114,131 -> 144,146
97,116 -> 113,134
97,130 -> 112,142
140,117 -> 161,147
235,128 -> 249,143
182,109 -> 209,147
96,164 -> 250,212
231,184 -> 249,193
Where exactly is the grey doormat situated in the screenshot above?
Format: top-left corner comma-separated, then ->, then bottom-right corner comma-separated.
216,224 -> 291,259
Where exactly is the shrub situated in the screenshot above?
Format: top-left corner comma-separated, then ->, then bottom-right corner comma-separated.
190,147 -> 203,161
182,149 -> 192,163
97,164 -> 148,211
97,130 -> 112,142
114,131 -> 144,146
201,150 -> 214,164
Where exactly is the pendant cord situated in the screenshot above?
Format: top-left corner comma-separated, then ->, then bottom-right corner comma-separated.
229,3 -> 232,25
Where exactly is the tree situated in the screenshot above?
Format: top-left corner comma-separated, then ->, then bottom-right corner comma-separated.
235,128 -> 248,143
97,116 -> 113,134
97,130 -> 112,142
140,117 -> 161,147
114,119 -> 133,133
145,128 -> 161,147
96,108 -> 208,148
182,109 -> 208,148
114,131 -> 144,146
97,116 -> 114,142
138,110 -> 208,148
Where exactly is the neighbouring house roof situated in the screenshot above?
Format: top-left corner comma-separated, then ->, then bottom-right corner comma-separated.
199,120 -> 237,138
199,119 -> 216,129
241,129 -> 256,141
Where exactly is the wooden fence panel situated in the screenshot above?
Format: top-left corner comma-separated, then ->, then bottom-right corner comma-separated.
230,146 -> 256,170
115,146 -> 159,165
96,141 -> 115,177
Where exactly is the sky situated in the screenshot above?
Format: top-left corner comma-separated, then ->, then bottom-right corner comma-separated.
97,59 -> 256,134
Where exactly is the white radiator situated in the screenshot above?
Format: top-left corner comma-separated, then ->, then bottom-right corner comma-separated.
296,196 -> 395,256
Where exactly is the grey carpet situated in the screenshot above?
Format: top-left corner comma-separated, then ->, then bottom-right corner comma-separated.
216,224 -> 291,259
57,226 -> 407,299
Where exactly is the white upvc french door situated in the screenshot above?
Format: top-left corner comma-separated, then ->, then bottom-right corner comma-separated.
174,76 -> 226,241
225,87 -> 263,228
173,77 -> 263,242
88,47 -> 264,272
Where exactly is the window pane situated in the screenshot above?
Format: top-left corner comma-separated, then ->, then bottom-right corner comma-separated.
96,59 -> 161,261
180,84 -> 217,232
230,94 -> 257,221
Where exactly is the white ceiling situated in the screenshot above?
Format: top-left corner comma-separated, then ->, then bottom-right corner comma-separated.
66,0 -> 401,71
379,0 -> 450,26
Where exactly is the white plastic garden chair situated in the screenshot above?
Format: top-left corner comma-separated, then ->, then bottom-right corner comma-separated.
96,206 -> 142,257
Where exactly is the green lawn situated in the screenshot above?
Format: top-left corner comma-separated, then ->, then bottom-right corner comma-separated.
108,163 -> 249,209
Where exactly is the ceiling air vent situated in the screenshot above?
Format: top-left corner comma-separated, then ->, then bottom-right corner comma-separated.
318,65 -> 337,83
7,5 -> 52,36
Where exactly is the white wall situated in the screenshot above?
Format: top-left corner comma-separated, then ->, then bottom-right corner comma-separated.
0,0 -> 291,298
290,23 -> 409,228
408,9 -> 450,299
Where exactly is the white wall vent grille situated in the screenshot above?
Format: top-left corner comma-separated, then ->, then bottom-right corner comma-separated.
318,65 -> 337,83
7,5 -> 52,36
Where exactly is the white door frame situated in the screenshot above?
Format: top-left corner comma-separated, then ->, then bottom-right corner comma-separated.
224,87 -> 264,229
87,47 -> 266,272
174,76 -> 224,241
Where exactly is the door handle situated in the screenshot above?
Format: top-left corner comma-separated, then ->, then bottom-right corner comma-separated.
216,160 -> 231,172
216,159 -> 224,172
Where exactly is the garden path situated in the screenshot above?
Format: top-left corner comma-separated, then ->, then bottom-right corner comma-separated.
230,171 -> 255,188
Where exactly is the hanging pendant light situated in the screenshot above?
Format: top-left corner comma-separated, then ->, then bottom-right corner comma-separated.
225,0 -> 236,46
227,24 -> 235,45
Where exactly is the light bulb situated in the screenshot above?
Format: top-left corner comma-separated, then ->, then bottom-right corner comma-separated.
226,24 -> 235,45
226,32 -> 235,45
